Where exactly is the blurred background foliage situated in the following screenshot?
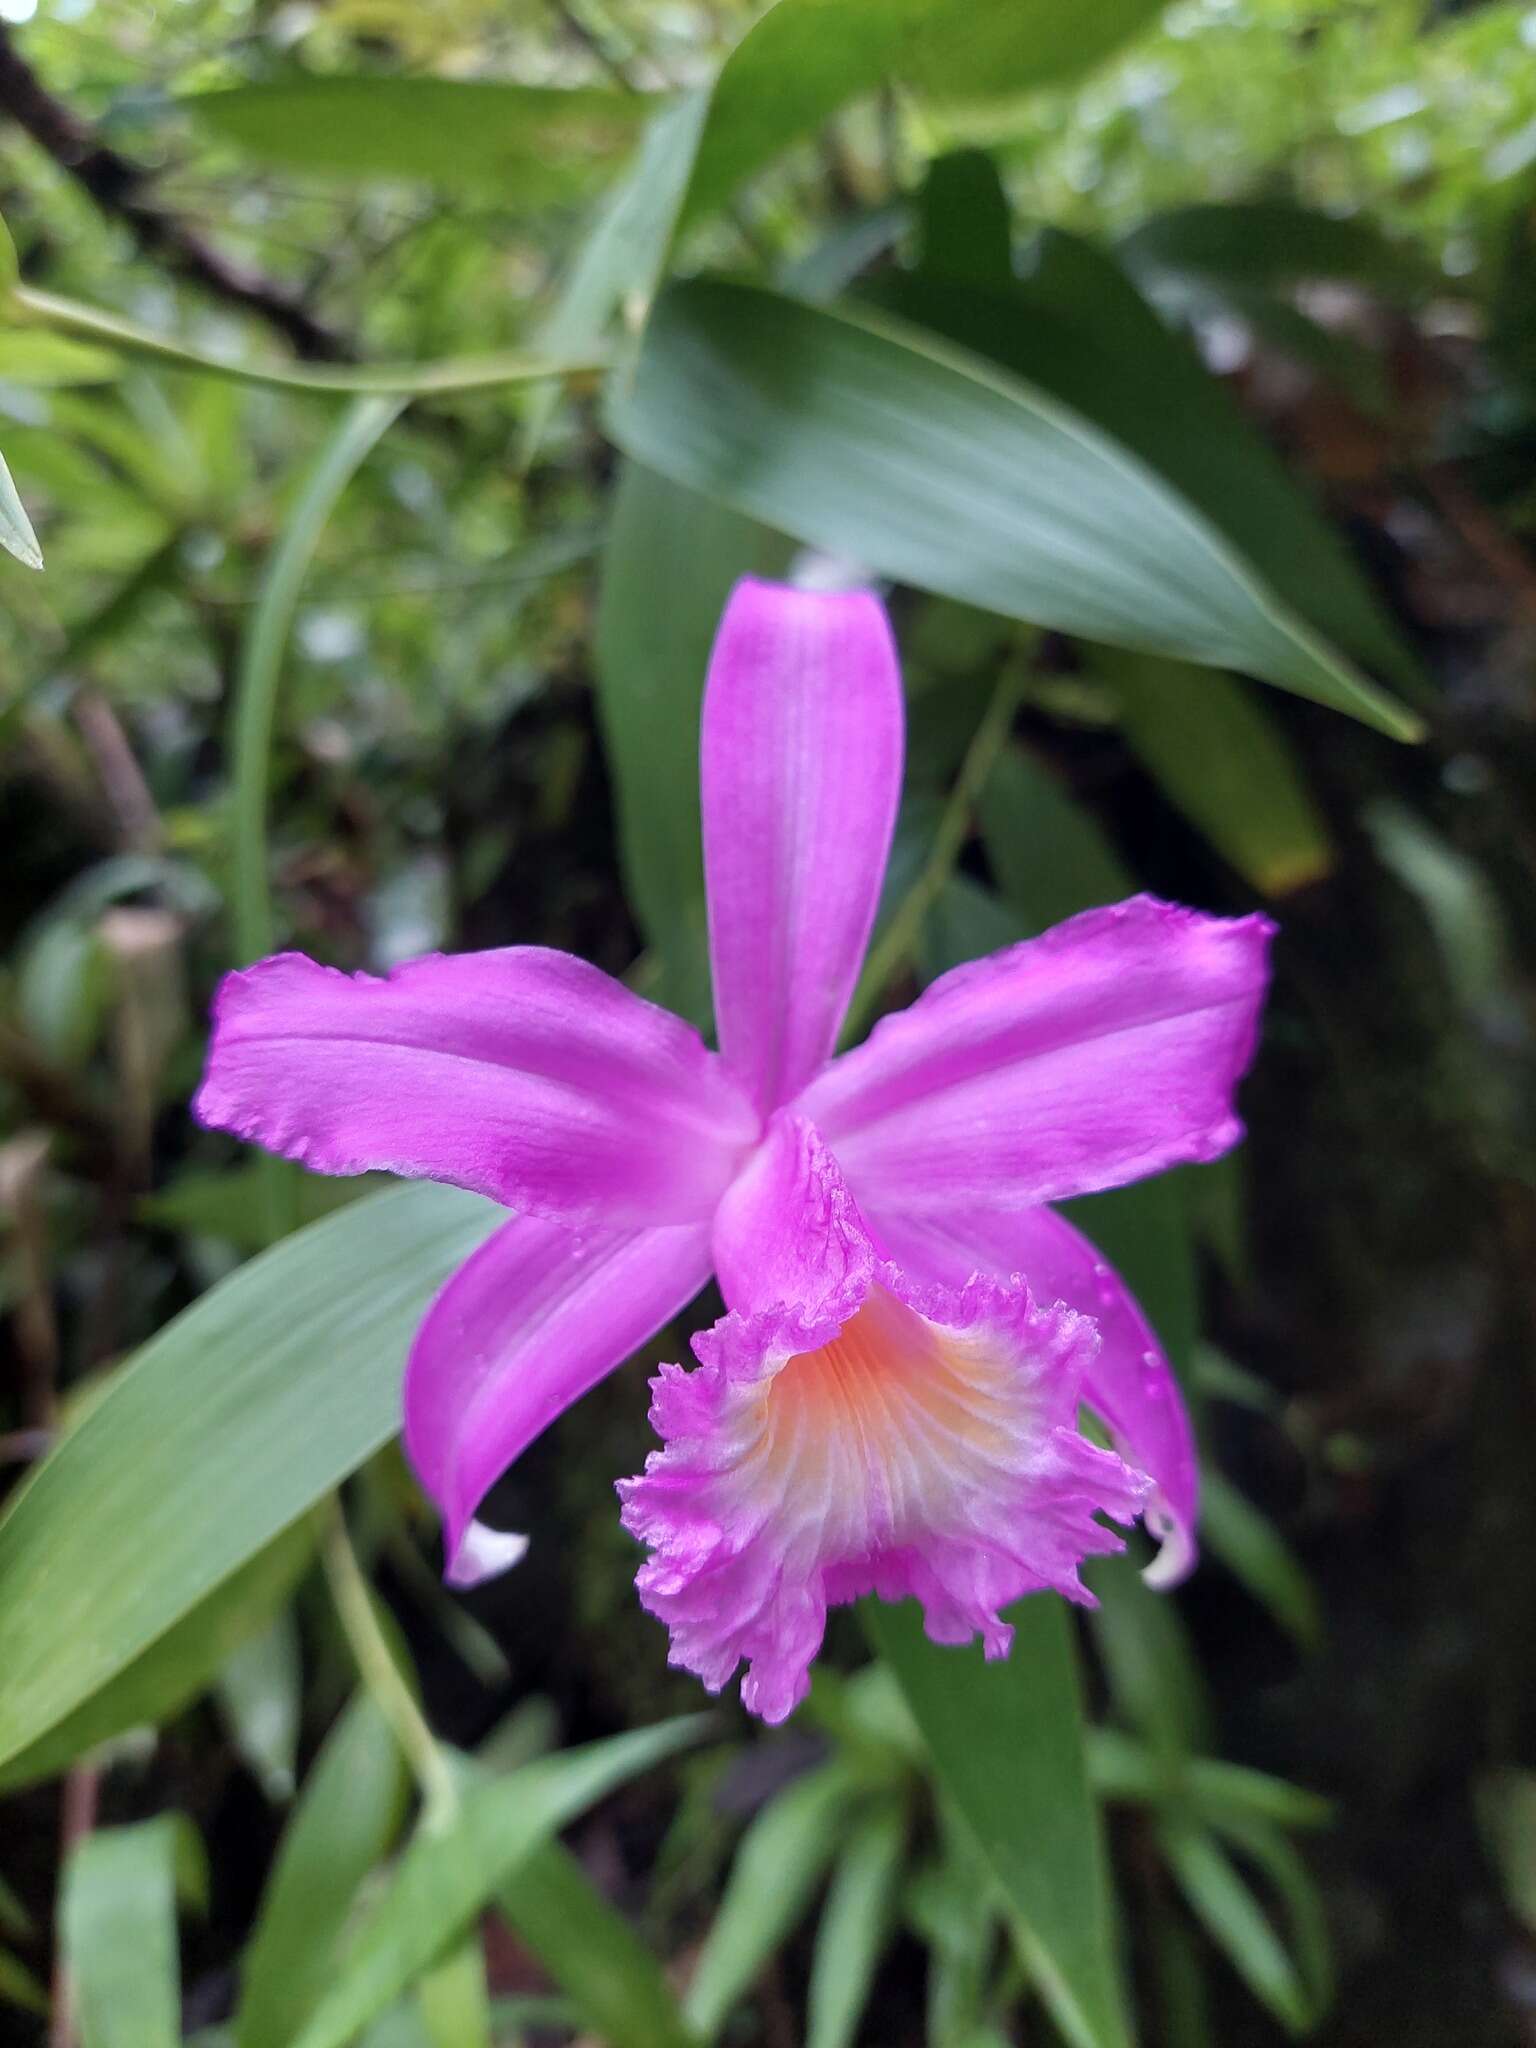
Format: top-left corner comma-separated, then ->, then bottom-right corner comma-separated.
2,1 -> 1536,2045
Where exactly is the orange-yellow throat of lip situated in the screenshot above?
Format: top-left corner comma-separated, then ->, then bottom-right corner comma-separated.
744,1286 -> 1032,1554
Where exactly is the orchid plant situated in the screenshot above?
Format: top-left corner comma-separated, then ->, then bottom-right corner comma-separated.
196,578 -> 1272,1722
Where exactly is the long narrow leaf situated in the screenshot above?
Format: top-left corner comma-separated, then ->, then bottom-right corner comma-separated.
1091,647 -> 1333,897
890,226 -> 1425,701
611,280 -> 1419,737
0,443 -> 42,569
416,1939 -> 492,2048
0,1520 -> 312,1792
182,79 -> 644,193
867,1598 -> 1131,2048
680,0 -> 1162,231
289,1718 -> 707,2048
217,1608 -> 303,1802
59,1820 -> 181,2048
684,1762 -> 859,2039
523,92 -> 709,463
499,1840 -> 701,2048
236,1694 -> 409,2048
1199,1471 -> 1322,1653
0,1182 -> 502,1774
1158,1820 -> 1316,2035
806,1801 -> 906,2048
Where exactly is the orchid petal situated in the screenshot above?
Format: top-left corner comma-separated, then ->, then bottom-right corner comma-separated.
870,1202 -> 1199,1586
403,1210 -> 713,1585
796,896 -> 1273,1212
620,1120 -> 1147,1722
195,947 -> 758,1223
702,577 -> 903,1114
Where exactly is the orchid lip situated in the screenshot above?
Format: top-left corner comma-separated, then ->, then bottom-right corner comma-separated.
619,1255 -> 1150,1725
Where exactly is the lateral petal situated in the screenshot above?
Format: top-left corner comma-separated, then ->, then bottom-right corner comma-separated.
796,896 -> 1273,1212
403,1210 -> 714,1585
195,947 -> 758,1223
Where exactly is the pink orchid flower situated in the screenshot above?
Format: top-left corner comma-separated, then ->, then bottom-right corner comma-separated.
195,578 -> 1272,1722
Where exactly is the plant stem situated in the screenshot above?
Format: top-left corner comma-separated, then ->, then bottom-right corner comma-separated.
843,663 -> 1024,1042
11,284 -> 608,395
320,1496 -> 460,1834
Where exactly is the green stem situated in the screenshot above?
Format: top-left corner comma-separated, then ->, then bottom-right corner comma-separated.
320,1497 -> 460,1835
231,395 -> 401,1238
10,284 -> 608,396
231,394 -> 398,964
843,663 -> 1024,1042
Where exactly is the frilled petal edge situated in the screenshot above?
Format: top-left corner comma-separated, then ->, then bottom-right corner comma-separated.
620,1116 -> 1148,1722
868,1201 -> 1200,1587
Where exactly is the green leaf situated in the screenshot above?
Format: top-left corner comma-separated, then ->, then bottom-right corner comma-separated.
1086,1554 -> 1212,1764
0,1946 -> 48,2015
141,1164 -> 381,1252
1199,1471 -> 1322,1654
1147,1892 -> 1217,2048
0,1520 -> 311,1792
217,1607 -> 303,1802
59,1820 -> 181,2048
594,460 -> 790,993
978,745 -> 1132,932
0,443 -> 42,569
1158,1819 -> 1323,2035
1208,1814 -> 1332,2025
975,741 -> 1205,1486
0,1873 -> 29,1938
0,329 -> 119,384
806,1802 -> 906,2048
905,1809 -> 1000,2048
231,392 -> 397,1245
611,279 -> 1418,737
1118,201 -> 1424,300
1090,647 -> 1334,896
498,1841 -> 702,2048
681,0 -> 1162,230
1476,1768 -> 1536,1937
182,80 -> 646,194
866,1598 -> 1130,2048
0,1182 -> 502,1776
289,1718 -> 707,2048
684,1762 -> 859,2039
416,1939 -> 491,2048
522,92 -> 710,464
917,875 -> 1028,987
916,150 -> 1012,289
889,226 -> 1425,709
1087,1731 -> 1331,1833
236,1695 -> 408,2048
16,914 -> 111,1068
1364,797 -> 1511,1012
